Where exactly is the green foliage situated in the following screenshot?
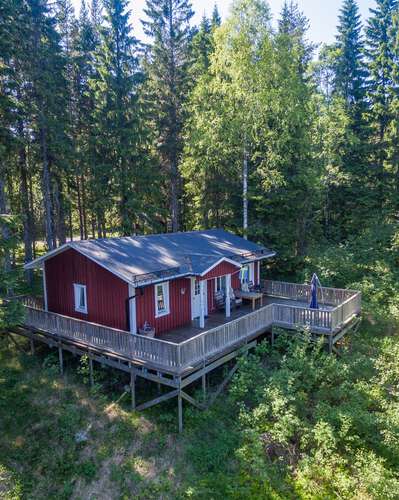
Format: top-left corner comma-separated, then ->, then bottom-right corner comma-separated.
142,0 -> 194,231
0,215 -> 24,330
229,329 -> 399,498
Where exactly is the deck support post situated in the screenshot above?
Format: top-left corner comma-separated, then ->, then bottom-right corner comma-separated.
177,376 -> 183,433
130,368 -> 136,410
30,338 -> 35,355
271,328 -> 275,346
89,355 -> 94,387
156,371 -> 161,394
328,334 -> 333,354
202,373 -> 206,401
58,345 -> 64,375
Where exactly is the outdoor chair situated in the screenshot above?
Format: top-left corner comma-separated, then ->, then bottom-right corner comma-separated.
231,288 -> 243,308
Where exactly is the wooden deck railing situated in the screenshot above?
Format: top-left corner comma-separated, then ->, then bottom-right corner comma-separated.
263,279 -> 361,331
24,307 -> 180,370
20,281 -> 361,374
178,304 -> 275,368
263,280 -> 357,306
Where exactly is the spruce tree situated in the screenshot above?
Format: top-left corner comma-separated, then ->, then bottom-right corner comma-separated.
72,0 -> 98,239
278,1 -> 315,72
190,13 -> 219,79
90,0 -> 152,235
142,0 -> 194,232
321,0 -> 370,241
335,0 -> 367,108
23,0 -> 70,250
365,0 -> 398,211
211,3 -> 221,27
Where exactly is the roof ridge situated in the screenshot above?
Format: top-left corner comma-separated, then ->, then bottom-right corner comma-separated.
71,228 -> 224,245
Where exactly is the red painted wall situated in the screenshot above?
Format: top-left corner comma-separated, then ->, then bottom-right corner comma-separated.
136,278 -> 192,335
204,271 -> 241,313
200,261 -> 241,281
207,278 -> 216,313
45,248 -> 129,330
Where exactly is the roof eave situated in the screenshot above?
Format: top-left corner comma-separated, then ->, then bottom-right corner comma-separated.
240,251 -> 277,264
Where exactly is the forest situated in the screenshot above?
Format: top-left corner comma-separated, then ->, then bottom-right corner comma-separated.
0,0 -> 397,273
1,0 -> 399,498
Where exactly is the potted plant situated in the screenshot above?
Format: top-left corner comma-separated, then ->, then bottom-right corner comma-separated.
138,321 -> 155,338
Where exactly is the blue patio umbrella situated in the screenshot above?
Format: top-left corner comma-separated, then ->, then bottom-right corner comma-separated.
309,273 -> 320,309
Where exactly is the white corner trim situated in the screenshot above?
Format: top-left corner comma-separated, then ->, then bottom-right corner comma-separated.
42,263 -> 48,311
128,284 -> 137,334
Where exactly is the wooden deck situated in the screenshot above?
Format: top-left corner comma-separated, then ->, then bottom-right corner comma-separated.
160,296 -> 334,344
17,280 -> 361,376
12,280 -> 361,432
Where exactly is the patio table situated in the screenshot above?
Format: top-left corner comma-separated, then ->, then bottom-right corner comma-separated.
236,290 -> 263,310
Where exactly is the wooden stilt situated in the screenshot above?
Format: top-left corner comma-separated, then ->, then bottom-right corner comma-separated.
89,356 -> 94,387
202,373 -> 206,401
156,371 -> 161,394
271,328 -> 275,346
130,369 -> 136,410
328,335 -> 333,354
58,345 -> 64,375
30,338 -> 35,355
178,391 -> 183,433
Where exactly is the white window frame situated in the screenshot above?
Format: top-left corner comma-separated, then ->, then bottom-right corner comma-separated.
73,283 -> 87,314
240,263 -> 254,285
155,281 -> 170,318
215,275 -> 227,293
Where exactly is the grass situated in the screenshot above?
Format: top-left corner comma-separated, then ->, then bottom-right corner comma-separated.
1,312 -> 398,498
0,335 -> 240,500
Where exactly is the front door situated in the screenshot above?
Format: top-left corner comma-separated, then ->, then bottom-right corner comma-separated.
191,278 -> 207,319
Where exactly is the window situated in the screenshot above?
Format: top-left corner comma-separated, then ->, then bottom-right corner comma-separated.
240,263 -> 255,287
194,280 -> 200,296
240,265 -> 250,284
155,281 -> 170,317
215,276 -> 226,293
73,284 -> 87,314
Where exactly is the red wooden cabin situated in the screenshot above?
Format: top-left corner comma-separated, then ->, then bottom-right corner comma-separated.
25,230 -> 275,336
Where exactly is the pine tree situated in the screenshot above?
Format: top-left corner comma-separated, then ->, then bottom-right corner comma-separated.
365,0 -> 398,212
278,1 -> 315,72
319,0 -> 370,241
71,0 -> 98,239
22,0 -> 71,250
190,12 -> 220,79
0,215 -> 24,328
142,0 -> 194,232
90,0 -> 152,235
387,11 -> 399,209
211,3 -> 221,27
335,0 -> 367,108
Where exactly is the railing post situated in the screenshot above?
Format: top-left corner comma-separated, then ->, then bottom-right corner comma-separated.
177,344 -> 181,371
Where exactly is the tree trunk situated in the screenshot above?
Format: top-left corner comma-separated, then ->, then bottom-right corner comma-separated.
18,120 -> 34,284
77,174 -> 84,239
81,174 -> 88,239
243,143 -> 248,239
28,171 -> 37,258
53,175 -> 67,245
40,123 -> 55,251
170,156 -> 180,232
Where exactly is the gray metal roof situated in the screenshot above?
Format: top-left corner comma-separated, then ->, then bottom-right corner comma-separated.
25,229 -> 275,285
